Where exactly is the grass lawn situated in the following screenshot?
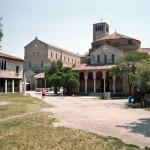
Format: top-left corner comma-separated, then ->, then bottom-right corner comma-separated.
0,93 -> 149,150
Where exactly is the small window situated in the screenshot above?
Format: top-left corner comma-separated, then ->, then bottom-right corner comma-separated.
95,26 -> 97,32
56,53 -> 57,59
1,60 -> 4,70
37,52 -> 39,54
29,61 -> 31,68
51,52 -> 53,58
41,60 -> 43,67
106,41 -> 110,45
104,55 -> 107,63
112,54 -> 115,63
97,55 -> 100,63
128,40 -> 133,45
72,58 -> 73,63
0,60 -> 2,70
16,66 -> 20,73
4,60 -> 6,70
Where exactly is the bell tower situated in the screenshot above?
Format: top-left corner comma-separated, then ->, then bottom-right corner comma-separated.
93,22 -> 109,41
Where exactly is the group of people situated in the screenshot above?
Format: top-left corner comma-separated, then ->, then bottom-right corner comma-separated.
41,87 -> 64,100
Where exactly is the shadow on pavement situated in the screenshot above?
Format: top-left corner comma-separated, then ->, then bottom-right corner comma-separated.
117,118 -> 150,137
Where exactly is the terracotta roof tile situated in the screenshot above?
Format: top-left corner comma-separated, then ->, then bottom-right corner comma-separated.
0,52 -> 24,61
73,63 -> 116,71
99,32 -> 140,42
34,72 -> 45,78
138,48 -> 150,55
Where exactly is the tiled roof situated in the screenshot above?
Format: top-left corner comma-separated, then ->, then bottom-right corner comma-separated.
138,48 -> 150,55
99,32 -> 140,42
34,72 -> 45,78
81,52 -> 89,57
73,63 -> 116,71
0,52 -> 24,61
25,37 -> 81,57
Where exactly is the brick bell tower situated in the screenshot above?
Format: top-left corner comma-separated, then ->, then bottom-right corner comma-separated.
93,21 -> 109,41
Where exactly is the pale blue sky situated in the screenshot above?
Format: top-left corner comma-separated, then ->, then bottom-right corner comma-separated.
0,0 -> 150,58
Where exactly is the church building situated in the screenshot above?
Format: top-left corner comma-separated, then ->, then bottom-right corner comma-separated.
73,21 -> 149,94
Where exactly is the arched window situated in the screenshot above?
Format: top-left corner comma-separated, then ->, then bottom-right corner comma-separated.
56,53 -> 57,59
41,60 -> 43,67
29,61 -> 31,68
100,26 -> 101,31
128,40 -> 133,45
95,26 -> 97,32
112,54 -> 115,63
97,55 -> 100,63
104,55 -> 107,63
106,41 -> 110,45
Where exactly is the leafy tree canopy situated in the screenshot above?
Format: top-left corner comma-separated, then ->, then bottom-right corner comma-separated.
45,60 -> 79,94
134,59 -> 150,91
110,50 -> 149,95
0,18 -> 3,48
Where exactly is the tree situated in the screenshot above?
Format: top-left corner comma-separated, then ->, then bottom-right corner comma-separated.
45,59 -> 62,93
134,59 -> 150,92
0,18 -> 3,48
45,60 -> 79,94
110,51 -> 149,96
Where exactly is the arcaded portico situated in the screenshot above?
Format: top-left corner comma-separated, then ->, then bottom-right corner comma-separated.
73,64 -> 123,93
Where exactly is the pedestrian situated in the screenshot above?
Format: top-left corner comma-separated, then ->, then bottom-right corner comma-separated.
41,88 -> 46,100
60,87 -> 63,99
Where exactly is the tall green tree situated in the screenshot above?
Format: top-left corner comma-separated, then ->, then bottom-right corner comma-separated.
134,59 -> 150,91
111,51 -> 149,95
0,18 -> 3,48
45,60 -> 79,94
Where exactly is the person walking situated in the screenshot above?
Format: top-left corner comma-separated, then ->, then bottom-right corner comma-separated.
41,88 -> 46,100
60,87 -> 63,99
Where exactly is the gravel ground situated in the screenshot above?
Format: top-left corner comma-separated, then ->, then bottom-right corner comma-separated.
28,91 -> 150,149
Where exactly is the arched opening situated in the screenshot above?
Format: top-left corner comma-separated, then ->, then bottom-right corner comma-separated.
104,55 -> 107,63
87,72 -> 94,92
97,55 -> 100,63
112,54 -> 115,63
96,71 -> 102,92
106,41 -> 110,45
79,72 -> 85,92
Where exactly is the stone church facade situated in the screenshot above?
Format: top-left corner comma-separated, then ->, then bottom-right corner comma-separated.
73,21 -> 149,94
24,37 -> 81,90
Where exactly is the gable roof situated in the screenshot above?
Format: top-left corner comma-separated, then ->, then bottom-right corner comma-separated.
0,52 -> 24,61
91,44 -> 124,54
25,37 -> 81,57
34,72 -> 45,78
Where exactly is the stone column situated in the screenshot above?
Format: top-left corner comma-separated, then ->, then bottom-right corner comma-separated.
93,71 -> 96,93
84,72 -> 88,93
12,80 -> 14,93
102,71 -> 106,93
5,79 -> 7,93
113,75 -> 116,93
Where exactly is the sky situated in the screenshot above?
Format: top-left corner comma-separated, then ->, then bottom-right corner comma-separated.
0,0 -> 150,59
